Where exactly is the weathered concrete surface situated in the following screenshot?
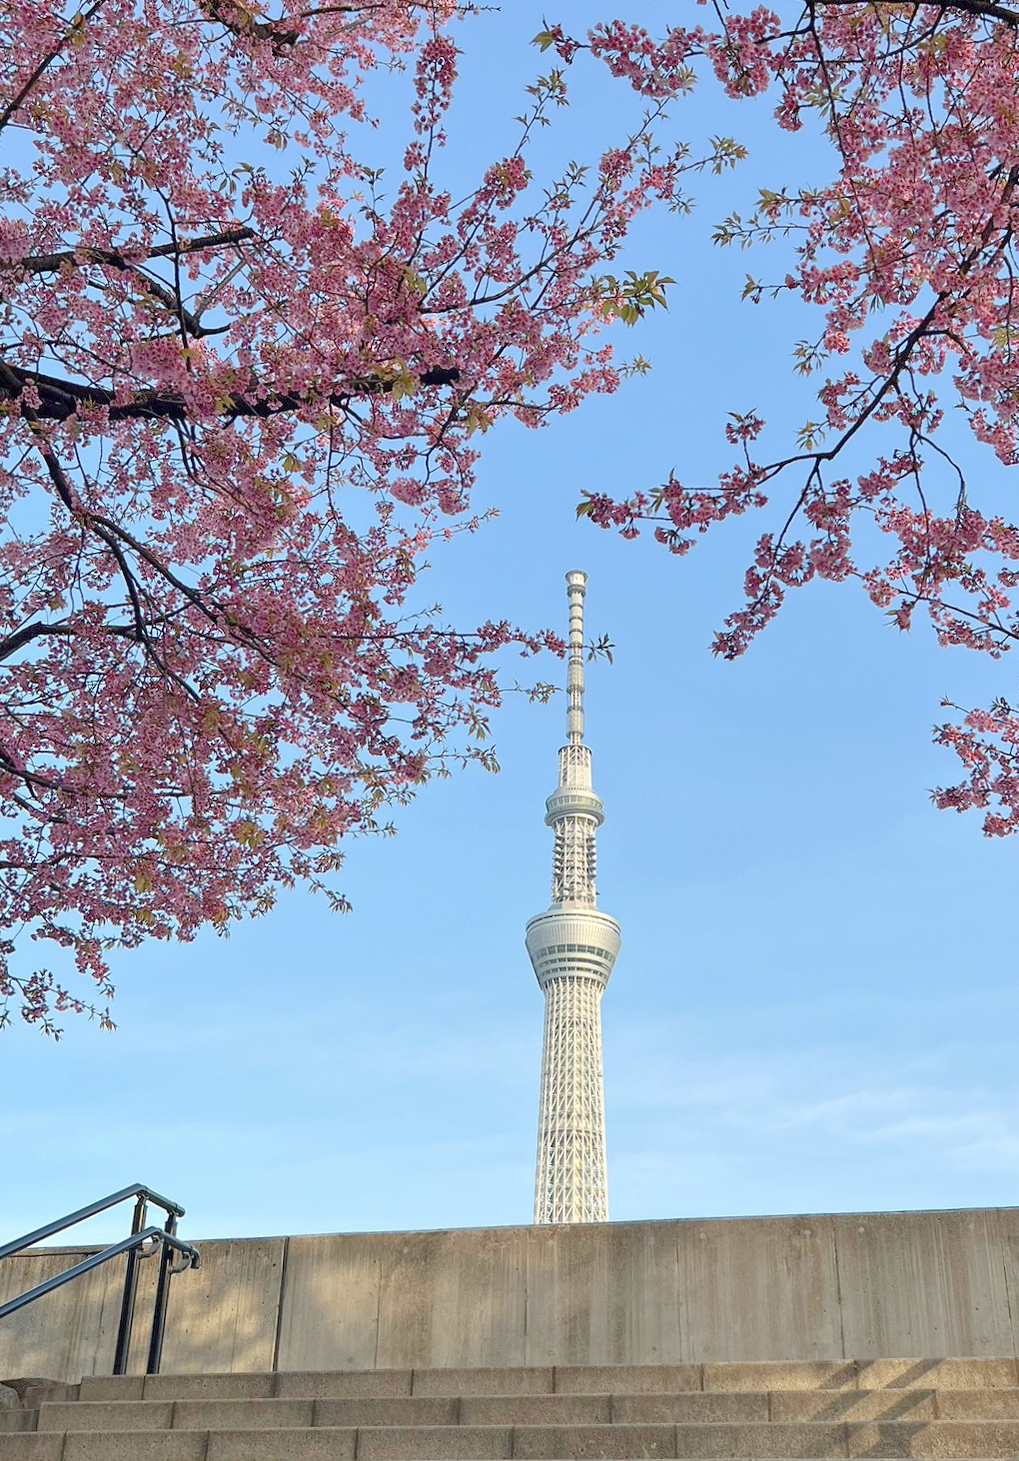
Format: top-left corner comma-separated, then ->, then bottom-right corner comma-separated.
0,1239 -> 284,1383
274,1234 -> 381,1373
0,1247 -> 123,1382
5,1209 -> 1019,1380
148,1237 -> 284,1376
677,1215 -> 842,1363
834,1210 -> 1015,1360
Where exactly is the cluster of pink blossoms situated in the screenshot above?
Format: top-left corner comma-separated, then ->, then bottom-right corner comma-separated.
0,0 -> 707,1029
555,2 -> 1019,837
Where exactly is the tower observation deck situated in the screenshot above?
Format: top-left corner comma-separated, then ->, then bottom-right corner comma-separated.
527,571 -> 621,1224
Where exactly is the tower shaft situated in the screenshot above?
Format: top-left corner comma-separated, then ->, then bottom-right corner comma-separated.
534,971 -> 609,1223
527,571 -> 620,1225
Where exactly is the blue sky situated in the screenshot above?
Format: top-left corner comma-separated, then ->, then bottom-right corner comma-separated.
2,1 -> 1018,1248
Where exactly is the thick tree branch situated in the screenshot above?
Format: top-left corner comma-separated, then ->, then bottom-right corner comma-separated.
201,0 -> 300,49
0,363 -> 462,424
18,228 -> 256,277
0,620 -> 74,664
200,0 -> 394,46
815,0 -> 1019,27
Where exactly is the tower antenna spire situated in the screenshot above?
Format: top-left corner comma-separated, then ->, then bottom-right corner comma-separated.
566,568 -> 586,746
526,571 -> 621,1224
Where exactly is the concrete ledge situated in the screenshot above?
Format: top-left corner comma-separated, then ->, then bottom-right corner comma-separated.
4,1208 -> 1019,1381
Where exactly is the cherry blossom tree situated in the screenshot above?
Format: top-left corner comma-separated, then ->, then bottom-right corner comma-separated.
0,0 -> 729,1031
549,2 -> 1019,838
26,0 -> 1018,1037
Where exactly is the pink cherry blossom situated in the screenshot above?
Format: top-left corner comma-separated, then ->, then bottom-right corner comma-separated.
565,2 -> 1019,839
0,0 -> 713,1031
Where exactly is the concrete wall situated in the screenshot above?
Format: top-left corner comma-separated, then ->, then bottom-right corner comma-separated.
4,1208 -> 1019,1382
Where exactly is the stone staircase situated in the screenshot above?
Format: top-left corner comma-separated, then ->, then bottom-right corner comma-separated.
5,1360 -> 1019,1459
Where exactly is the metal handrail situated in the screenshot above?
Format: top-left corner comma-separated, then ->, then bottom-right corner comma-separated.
0,1184 -> 200,1375
0,1183 -> 184,1261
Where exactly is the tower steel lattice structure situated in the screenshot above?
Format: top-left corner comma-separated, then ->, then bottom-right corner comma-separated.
527,571 -> 621,1225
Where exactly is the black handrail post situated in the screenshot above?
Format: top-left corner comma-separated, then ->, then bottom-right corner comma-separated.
146,1213 -> 177,1376
112,1194 -> 147,1376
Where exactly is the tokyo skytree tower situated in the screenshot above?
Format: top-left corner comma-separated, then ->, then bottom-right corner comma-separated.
527,571 -> 621,1224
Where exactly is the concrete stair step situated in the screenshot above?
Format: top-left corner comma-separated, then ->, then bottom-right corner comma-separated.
938,1395 -> 1019,1421
0,1385 -> 78,1435
0,1418 -> 34,1437
37,1394 -> 775,1429
72,1360 -> 1019,1405
0,1394 -> 911,1437
41,1391 -> 1019,1431
773,1394 -> 1019,1423
10,1363 -> 1019,1460
11,1420 -> 1019,1459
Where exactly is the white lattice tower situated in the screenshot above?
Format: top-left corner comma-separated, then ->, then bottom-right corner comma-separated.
527,571 -> 621,1225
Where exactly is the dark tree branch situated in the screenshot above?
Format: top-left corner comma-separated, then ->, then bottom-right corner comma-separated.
0,363 -> 462,424
0,619 -> 74,664
200,0 -> 398,45
201,0 -> 300,49
814,0 -> 1019,28
17,228 -> 256,277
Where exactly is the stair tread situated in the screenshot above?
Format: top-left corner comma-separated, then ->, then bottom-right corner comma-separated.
14,1421 -> 1019,1459
12,1362 -> 1019,1458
